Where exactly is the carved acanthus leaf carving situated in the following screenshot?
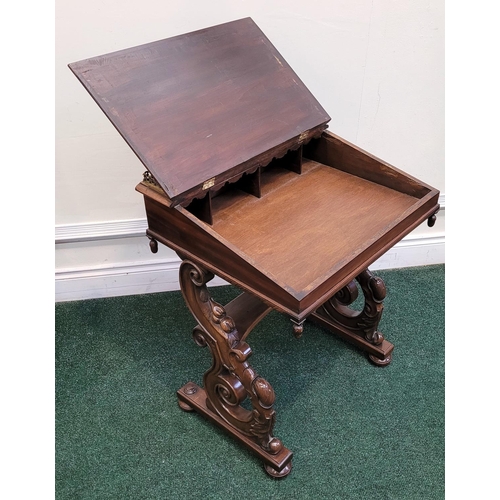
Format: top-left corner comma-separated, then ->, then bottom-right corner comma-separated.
179,260 -> 283,454
320,269 -> 386,345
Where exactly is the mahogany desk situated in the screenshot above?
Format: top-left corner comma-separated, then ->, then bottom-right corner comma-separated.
69,18 -> 440,478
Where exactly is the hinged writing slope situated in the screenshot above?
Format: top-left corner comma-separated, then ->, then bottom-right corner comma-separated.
68,17 -> 331,207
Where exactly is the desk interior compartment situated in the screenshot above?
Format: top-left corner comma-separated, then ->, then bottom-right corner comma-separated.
186,146 -> 305,225
205,131 -> 439,298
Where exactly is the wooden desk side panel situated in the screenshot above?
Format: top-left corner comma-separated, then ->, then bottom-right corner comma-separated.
139,188 -> 304,317
304,131 -> 436,198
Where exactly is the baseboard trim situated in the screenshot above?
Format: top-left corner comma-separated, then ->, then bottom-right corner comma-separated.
55,219 -> 148,243
55,233 -> 444,302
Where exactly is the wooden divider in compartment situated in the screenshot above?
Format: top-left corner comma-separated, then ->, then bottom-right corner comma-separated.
185,146 -> 304,225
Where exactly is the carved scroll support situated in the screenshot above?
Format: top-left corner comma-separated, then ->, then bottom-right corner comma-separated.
310,269 -> 394,366
176,259 -> 292,478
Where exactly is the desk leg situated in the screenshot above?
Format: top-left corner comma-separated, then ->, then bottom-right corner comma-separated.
310,269 -> 394,366
177,259 -> 293,478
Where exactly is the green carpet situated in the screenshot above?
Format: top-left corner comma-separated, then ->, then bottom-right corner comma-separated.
55,265 -> 444,499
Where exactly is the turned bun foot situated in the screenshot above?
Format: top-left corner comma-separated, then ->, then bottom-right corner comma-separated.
264,461 -> 292,478
292,324 -> 303,338
368,353 -> 392,367
178,399 -> 195,412
148,237 -> 158,253
291,319 -> 305,338
178,382 -> 199,411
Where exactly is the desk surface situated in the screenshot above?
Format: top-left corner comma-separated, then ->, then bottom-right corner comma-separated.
211,159 -> 417,295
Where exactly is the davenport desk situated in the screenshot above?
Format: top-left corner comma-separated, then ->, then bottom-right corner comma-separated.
69,18 -> 440,478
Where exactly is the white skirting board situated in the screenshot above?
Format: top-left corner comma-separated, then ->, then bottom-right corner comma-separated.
55,233 -> 444,303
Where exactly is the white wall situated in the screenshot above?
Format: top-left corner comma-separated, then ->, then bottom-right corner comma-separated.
55,0 -> 445,301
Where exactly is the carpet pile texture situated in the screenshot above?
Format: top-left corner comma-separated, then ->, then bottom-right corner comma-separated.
56,265 -> 444,499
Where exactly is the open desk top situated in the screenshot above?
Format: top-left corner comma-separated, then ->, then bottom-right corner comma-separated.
137,131 -> 439,320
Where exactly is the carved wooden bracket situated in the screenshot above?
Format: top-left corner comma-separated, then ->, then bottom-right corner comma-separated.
322,269 -> 386,345
311,269 -> 393,366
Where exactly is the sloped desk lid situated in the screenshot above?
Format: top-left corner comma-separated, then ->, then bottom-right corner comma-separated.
69,17 -> 331,206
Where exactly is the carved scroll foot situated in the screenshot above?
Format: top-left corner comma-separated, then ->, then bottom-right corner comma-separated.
310,269 -> 394,366
177,259 -> 292,476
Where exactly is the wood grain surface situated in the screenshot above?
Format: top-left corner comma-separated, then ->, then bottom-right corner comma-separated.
211,159 -> 417,292
69,18 -> 330,206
